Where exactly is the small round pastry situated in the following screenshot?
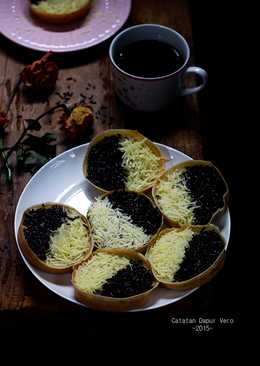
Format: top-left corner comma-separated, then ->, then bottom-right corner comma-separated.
152,160 -> 229,227
72,248 -> 159,311
83,129 -> 166,193
29,0 -> 92,25
18,203 -> 93,273
87,190 -> 163,252
146,225 -> 225,290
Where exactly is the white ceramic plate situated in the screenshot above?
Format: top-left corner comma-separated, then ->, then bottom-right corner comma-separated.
14,143 -> 231,312
0,0 -> 131,52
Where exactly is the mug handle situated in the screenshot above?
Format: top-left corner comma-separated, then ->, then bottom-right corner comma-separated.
180,66 -> 208,96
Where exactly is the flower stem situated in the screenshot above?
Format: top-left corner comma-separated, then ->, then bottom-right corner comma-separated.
3,128 -> 28,163
0,103 -> 68,176
0,138 -> 12,183
35,103 -> 69,122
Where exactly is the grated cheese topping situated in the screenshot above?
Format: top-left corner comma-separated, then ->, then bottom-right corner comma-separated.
46,215 -> 90,268
74,252 -> 130,293
155,168 -> 196,225
32,0 -> 89,14
88,197 -> 150,249
146,228 -> 194,282
119,138 -> 162,191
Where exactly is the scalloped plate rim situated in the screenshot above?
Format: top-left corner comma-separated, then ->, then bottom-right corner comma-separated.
0,0 -> 132,52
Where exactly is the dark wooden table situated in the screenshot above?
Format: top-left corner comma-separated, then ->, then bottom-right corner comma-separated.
0,1 -> 241,337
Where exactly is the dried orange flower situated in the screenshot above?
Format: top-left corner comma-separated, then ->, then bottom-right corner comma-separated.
63,104 -> 94,140
20,51 -> 58,94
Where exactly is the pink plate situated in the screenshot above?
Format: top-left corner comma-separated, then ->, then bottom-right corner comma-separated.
0,0 -> 132,52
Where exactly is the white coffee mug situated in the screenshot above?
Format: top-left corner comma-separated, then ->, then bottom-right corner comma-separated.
109,24 -> 208,111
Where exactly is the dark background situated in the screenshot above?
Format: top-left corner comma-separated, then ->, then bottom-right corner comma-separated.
0,1 -> 244,339
190,1 -> 245,337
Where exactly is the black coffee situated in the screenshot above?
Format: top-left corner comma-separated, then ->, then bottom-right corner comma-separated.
114,40 -> 184,78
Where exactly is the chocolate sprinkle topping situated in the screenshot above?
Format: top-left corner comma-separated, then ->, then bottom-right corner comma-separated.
183,165 -> 227,225
108,191 -> 162,235
174,230 -> 224,282
87,135 -> 127,191
96,260 -> 154,298
23,206 -> 68,260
